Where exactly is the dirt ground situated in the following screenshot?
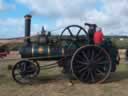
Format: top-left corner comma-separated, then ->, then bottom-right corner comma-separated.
0,58 -> 128,96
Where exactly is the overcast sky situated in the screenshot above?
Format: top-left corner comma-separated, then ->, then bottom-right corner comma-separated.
0,0 -> 128,38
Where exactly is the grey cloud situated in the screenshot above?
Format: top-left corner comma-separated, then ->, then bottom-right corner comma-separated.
17,0 -> 128,36
17,0 -> 97,18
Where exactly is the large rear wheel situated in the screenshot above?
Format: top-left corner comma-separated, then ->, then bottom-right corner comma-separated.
71,45 -> 112,83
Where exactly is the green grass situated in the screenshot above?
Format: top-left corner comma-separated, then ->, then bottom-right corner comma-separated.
117,63 -> 128,71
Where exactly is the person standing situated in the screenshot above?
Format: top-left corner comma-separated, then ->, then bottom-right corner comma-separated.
93,27 -> 104,45
85,23 -> 97,44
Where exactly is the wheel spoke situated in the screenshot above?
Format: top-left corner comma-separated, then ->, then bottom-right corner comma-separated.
96,69 -> 105,76
84,71 -> 89,81
95,56 -> 104,63
80,71 -> 86,80
91,49 -> 95,61
79,66 -> 88,73
86,49 -> 91,58
97,60 -> 109,65
94,50 -> 102,60
96,65 -> 108,73
80,71 -> 89,81
82,51 -> 89,62
21,62 -> 27,72
77,60 -> 89,65
67,28 -> 74,37
74,64 -> 86,70
77,28 -> 82,34
90,72 -> 95,82
77,54 -> 87,62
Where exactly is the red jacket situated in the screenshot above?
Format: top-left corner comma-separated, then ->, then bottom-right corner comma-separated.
93,31 -> 104,45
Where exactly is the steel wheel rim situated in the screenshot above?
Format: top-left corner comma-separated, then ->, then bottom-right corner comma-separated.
71,45 -> 112,83
12,60 -> 39,84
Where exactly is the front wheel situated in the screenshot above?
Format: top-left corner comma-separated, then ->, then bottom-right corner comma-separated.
12,60 -> 40,84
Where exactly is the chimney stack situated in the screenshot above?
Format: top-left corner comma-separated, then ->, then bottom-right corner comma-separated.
24,14 -> 32,45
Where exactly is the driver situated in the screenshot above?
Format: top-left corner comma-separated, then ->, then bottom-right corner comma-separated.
85,23 -> 97,44
93,27 -> 104,45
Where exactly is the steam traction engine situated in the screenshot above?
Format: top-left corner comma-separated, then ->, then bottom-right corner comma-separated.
12,14 -> 119,84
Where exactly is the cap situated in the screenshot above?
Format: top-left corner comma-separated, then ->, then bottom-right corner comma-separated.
24,14 -> 32,19
96,27 -> 102,32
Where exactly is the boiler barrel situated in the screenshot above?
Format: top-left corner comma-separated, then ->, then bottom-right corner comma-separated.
20,45 -> 74,59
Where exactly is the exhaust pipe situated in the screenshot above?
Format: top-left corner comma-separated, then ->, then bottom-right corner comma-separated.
24,14 -> 32,45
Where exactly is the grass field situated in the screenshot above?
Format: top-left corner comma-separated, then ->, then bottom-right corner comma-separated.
0,60 -> 128,96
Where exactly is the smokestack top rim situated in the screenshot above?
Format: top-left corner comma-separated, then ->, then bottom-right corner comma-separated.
24,14 -> 32,19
